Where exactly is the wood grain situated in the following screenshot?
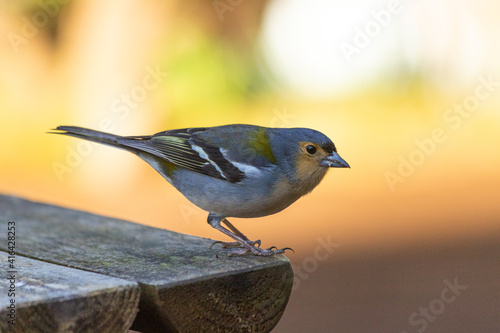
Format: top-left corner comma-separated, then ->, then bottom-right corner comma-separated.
0,255 -> 139,333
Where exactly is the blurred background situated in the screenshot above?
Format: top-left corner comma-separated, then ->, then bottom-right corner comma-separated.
1,0 -> 499,332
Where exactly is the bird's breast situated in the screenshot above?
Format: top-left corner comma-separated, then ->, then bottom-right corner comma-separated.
171,169 -> 303,218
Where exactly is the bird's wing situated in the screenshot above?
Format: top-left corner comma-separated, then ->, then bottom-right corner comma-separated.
119,128 -> 245,183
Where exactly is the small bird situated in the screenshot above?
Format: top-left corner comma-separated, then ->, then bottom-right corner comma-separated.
51,124 -> 349,256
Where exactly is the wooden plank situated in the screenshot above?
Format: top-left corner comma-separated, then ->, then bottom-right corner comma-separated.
0,195 -> 293,332
0,255 -> 139,333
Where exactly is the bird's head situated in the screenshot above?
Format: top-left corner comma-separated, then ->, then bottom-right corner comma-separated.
269,127 -> 349,193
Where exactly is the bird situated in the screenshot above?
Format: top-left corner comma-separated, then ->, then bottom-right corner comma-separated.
50,124 -> 349,256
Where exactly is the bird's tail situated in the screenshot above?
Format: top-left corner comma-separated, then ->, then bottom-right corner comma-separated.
50,126 -> 119,144
49,126 -> 144,154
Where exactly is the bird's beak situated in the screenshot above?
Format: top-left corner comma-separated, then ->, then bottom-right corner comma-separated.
320,152 -> 350,168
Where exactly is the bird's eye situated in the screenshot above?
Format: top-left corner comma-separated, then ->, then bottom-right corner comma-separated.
306,145 -> 317,154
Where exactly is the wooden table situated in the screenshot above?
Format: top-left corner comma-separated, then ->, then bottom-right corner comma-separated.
0,195 -> 293,332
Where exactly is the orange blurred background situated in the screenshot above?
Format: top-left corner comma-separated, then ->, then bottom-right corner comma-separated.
1,0 -> 499,332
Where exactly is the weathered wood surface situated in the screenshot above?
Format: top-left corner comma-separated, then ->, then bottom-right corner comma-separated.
0,195 -> 293,332
0,255 -> 139,333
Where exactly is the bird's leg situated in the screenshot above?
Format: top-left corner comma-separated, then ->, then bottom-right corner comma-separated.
215,218 -> 261,248
207,214 -> 293,257
208,215 -> 260,255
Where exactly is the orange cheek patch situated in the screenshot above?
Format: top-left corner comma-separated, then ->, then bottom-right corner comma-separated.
295,142 -> 330,180
295,154 -> 321,180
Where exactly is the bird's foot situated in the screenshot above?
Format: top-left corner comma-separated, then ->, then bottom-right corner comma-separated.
216,244 -> 294,257
211,239 -> 261,249
207,215 -> 293,257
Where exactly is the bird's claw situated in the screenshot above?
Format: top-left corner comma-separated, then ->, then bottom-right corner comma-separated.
210,239 -> 261,249
214,243 -> 294,257
262,246 -> 294,255
210,240 -> 225,249
280,247 -> 295,253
